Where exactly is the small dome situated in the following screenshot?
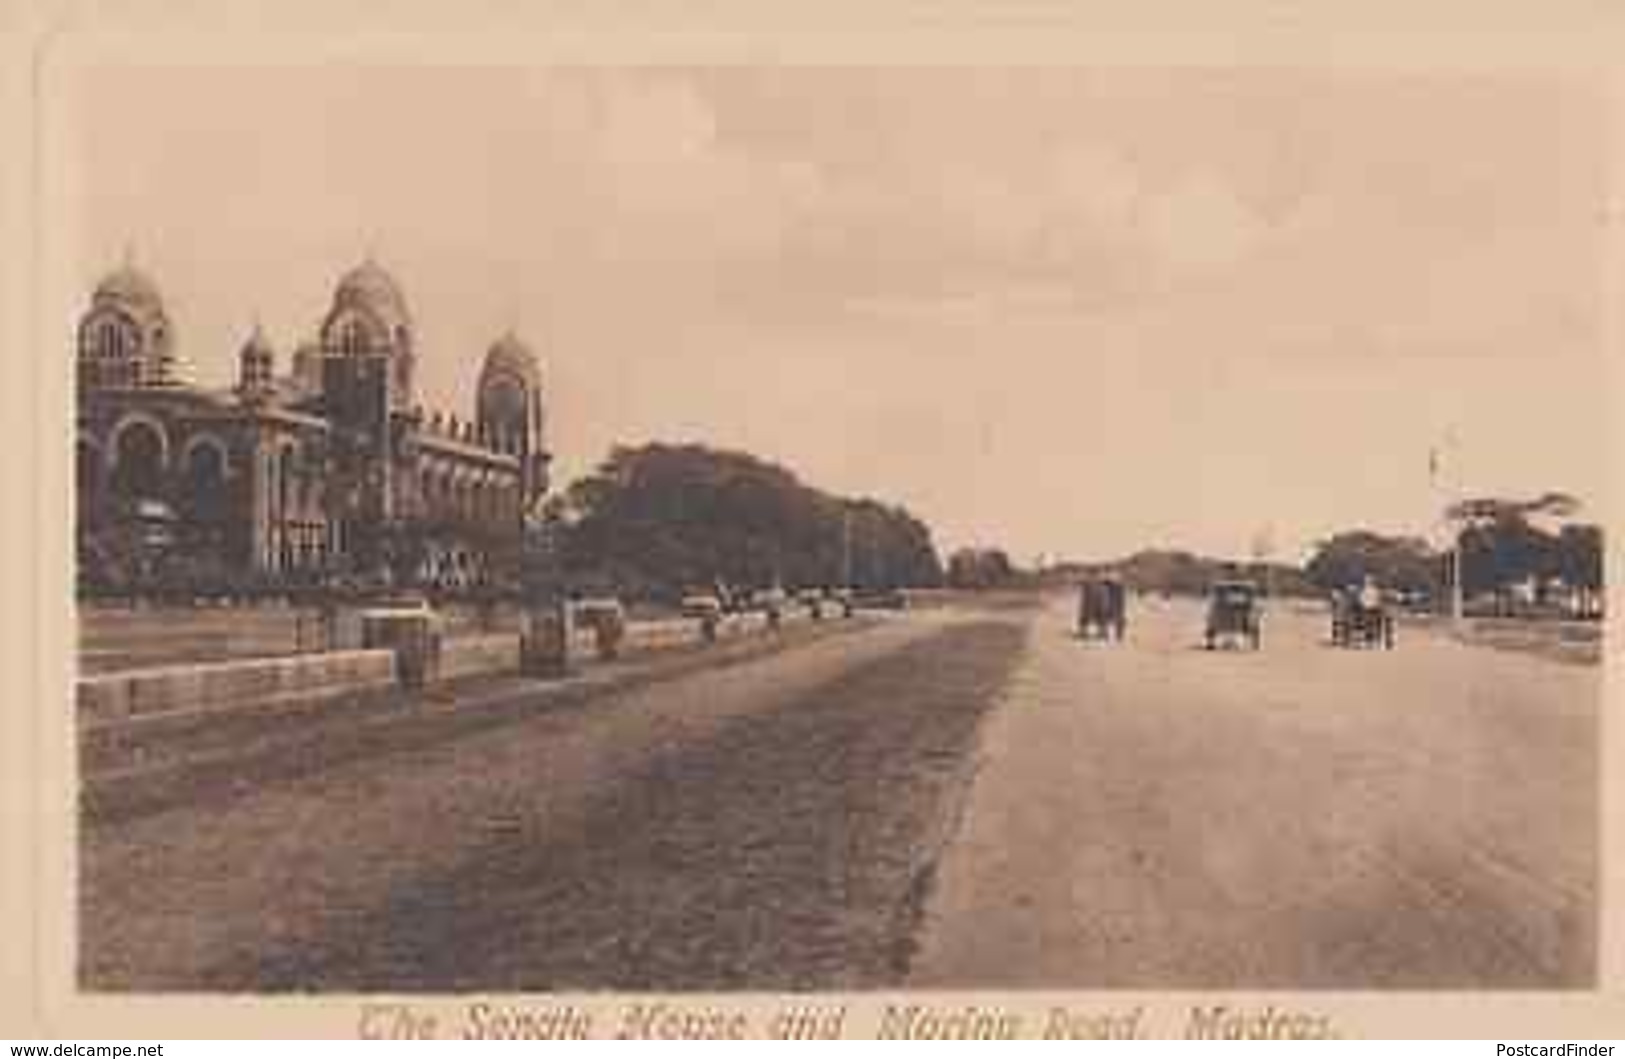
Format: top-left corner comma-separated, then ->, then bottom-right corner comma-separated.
241,323 -> 275,359
331,258 -> 411,332
93,264 -> 168,324
481,331 -> 540,387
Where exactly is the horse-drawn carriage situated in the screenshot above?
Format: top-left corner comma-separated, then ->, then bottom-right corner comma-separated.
1076,576 -> 1127,641
1205,579 -> 1262,650
1330,586 -> 1395,649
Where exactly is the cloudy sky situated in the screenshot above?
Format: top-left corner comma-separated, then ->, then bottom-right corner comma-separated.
77,65 -> 1609,561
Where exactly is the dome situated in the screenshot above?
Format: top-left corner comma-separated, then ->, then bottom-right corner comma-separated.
331,258 -> 411,332
481,331 -> 540,387
240,323 -> 275,360
237,324 -> 276,370
92,264 -> 168,324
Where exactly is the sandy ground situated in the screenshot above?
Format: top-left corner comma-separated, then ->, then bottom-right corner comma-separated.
910,596 -> 1598,989
81,592 -> 1597,992
81,610 -> 1028,991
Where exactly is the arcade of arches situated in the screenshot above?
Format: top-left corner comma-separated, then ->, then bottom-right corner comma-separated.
75,260 -> 551,594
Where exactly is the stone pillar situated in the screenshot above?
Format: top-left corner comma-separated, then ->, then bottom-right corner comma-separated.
520,600 -> 572,677
361,607 -> 441,689
518,513 -> 570,677
248,438 -> 271,573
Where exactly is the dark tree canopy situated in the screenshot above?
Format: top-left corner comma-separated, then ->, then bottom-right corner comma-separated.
1300,508 -> 1603,612
1557,523 -> 1604,593
1440,494 -> 1602,609
550,442 -> 943,601
1053,549 -> 1315,598
1457,514 -> 1553,598
945,547 -> 1019,589
1305,531 -> 1440,596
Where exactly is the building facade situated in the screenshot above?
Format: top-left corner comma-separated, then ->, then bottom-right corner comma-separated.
75,260 -> 550,595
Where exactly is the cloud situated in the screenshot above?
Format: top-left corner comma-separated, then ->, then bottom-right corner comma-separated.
77,66 -> 1606,560
532,73 -> 826,268
1050,144 -> 1144,229
1138,172 -> 1267,275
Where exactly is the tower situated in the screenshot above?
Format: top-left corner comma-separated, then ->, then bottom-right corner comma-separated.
317,259 -> 415,566
320,257 -> 415,405
77,262 -> 177,390
477,331 -> 549,512
237,323 -> 276,402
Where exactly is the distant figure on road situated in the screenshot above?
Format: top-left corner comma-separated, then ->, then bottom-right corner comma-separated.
1204,579 -> 1262,651
1333,577 -> 1395,649
1077,576 -> 1127,642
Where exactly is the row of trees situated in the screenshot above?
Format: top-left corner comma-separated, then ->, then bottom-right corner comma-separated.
548,459 -> 1603,614
1030,494 -> 1603,618
1303,532 -> 1438,597
944,547 -> 1322,596
1304,499 -> 1603,615
544,443 -> 943,602
944,547 -> 1021,590
1451,496 -> 1602,608
1087,549 -> 1318,598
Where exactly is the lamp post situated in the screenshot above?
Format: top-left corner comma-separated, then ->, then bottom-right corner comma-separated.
519,507 -> 571,677
1449,530 -> 1465,629
1251,525 -> 1274,602
838,504 -> 856,617
1430,434 -> 1465,631
841,504 -> 854,592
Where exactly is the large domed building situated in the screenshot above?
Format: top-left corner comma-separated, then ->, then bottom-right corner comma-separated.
78,263 -> 178,389
75,259 -> 552,593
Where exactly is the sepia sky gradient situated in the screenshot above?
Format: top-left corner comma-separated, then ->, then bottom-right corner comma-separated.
78,66 -> 1609,561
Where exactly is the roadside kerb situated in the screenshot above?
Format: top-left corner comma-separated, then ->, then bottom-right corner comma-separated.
81,610 -> 874,822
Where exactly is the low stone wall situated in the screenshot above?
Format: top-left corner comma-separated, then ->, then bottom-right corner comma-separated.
439,633 -> 521,683
437,601 -> 522,639
78,648 -> 398,728
1459,616 -> 1602,664
627,617 -> 708,651
565,611 -> 790,657
906,588 -> 1043,611
77,605 -> 841,739
79,604 -> 326,674
1396,611 -> 1603,663
1468,615 -> 1602,643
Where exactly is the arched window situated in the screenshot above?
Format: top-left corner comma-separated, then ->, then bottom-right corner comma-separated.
277,446 -> 297,520
111,421 -> 165,501
184,440 -> 228,523
100,318 -> 131,362
478,378 -> 528,448
332,315 -> 371,358
76,440 -> 102,524
98,320 -> 122,360
82,314 -> 144,386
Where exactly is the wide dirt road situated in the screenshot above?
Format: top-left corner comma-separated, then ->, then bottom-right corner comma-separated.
82,610 -> 1030,992
911,596 -> 1598,989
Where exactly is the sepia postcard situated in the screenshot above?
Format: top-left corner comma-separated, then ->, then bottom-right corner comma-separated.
3,0 -> 1625,1040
